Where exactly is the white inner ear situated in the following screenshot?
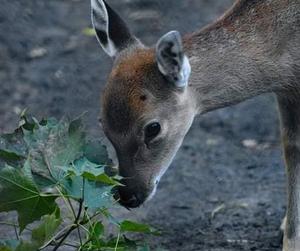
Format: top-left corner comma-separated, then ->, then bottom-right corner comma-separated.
105,38 -> 117,57
176,55 -> 191,88
157,61 -> 168,76
91,0 -> 117,57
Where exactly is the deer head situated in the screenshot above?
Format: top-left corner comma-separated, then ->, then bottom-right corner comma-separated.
91,0 -> 196,208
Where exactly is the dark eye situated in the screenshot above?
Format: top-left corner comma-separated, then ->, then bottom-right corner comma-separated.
145,122 -> 161,142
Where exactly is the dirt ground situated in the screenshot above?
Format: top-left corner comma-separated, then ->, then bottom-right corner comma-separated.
0,0 -> 285,250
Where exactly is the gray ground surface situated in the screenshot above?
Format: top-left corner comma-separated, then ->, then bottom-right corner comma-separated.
0,0 -> 285,250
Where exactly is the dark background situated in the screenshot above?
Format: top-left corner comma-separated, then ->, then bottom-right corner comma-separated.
0,0 -> 285,250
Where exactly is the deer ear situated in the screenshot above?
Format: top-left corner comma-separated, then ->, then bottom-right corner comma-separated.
91,0 -> 137,57
156,31 -> 191,88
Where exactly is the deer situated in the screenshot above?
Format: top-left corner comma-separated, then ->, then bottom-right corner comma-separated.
90,0 -> 300,250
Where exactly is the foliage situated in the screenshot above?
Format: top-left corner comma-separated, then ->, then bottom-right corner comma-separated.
82,28 -> 96,36
0,114 -> 158,251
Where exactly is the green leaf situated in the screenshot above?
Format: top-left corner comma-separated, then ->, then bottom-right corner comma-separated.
31,208 -> 61,245
82,27 -> 96,36
61,176 -> 113,208
18,112 -> 39,131
0,240 -> 19,251
76,185 -> 112,209
67,157 -> 105,177
23,117 -> 85,188
0,165 -> 58,232
0,114 -> 155,251
102,236 -> 139,251
15,241 -> 38,251
59,157 -> 116,208
0,247 -> 13,251
15,209 -> 61,251
82,172 -> 121,186
87,221 -> 105,248
89,221 -> 104,238
63,157 -> 120,186
137,244 -> 151,251
84,140 -> 112,166
0,129 -> 27,168
120,221 -> 159,235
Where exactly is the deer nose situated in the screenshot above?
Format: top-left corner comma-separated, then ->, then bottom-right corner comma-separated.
113,183 -> 146,208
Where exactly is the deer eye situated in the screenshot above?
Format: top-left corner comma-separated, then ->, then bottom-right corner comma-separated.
145,122 -> 161,142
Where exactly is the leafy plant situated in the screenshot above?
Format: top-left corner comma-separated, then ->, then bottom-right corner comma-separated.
0,114 -> 158,251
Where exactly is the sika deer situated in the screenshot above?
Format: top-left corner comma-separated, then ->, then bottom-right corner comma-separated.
91,0 -> 300,250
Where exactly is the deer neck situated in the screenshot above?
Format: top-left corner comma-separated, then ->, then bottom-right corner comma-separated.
183,0 -> 294,115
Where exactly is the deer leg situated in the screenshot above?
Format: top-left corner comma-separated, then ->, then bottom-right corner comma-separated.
277,95 -> 300,251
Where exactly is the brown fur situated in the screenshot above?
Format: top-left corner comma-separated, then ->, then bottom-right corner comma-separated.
101,48 -> 165,136
94,1 -> 300,249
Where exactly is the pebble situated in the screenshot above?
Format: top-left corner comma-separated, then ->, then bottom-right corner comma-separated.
28,47 -> 47,59
242,139 -> 258,149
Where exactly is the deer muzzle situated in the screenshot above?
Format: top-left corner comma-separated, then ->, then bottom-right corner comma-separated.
114,177 -> 155,208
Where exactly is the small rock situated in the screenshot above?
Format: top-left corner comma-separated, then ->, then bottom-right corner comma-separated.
63,36 -> 79,53
28,47 -> 47,59
206,138 -> 219,146
242,139 -> 258,149
54,70 -> 63,79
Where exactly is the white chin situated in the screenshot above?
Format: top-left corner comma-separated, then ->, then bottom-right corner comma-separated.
145,185 -> 158,202
145,164 -> 172,202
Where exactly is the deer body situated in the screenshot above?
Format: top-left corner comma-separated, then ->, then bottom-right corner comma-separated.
91,0 -> 300,250
185,0 -> 299,114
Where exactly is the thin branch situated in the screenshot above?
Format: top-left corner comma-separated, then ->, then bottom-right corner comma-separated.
57,242 -> 79,248
67,197 -> 77,219
114,232 -> 120,251
76,178 -> 85,247
77,226 -> 83,247
39,224 -> 74,250
14,224 -> 19,240
89,210 -> 104,221
82,178 -> 85,202
80,238 -> 93,250
49,241 -> 80,248
52,223 -> 76,251
52,199 -> 83,251
79,224 -> 89,233
55,186 -> 76,220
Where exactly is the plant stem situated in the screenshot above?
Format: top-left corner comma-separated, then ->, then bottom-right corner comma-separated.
57,242 -> 79,248
14,224 -> 19,240
49,241 -> 80,248
67,197 -> 77,219
39,224 -> 74,250
114,232 -> 120,251
77,226 -> 83,247
56,186 -> 76,220
76,178 -> 85,248
52,199 -> 83,251
52,225 -> 76,251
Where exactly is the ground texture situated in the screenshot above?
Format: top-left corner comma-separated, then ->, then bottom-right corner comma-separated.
0,0 -> 285,250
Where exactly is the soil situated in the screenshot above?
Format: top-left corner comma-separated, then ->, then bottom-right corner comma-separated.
0,0 -> 285,250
